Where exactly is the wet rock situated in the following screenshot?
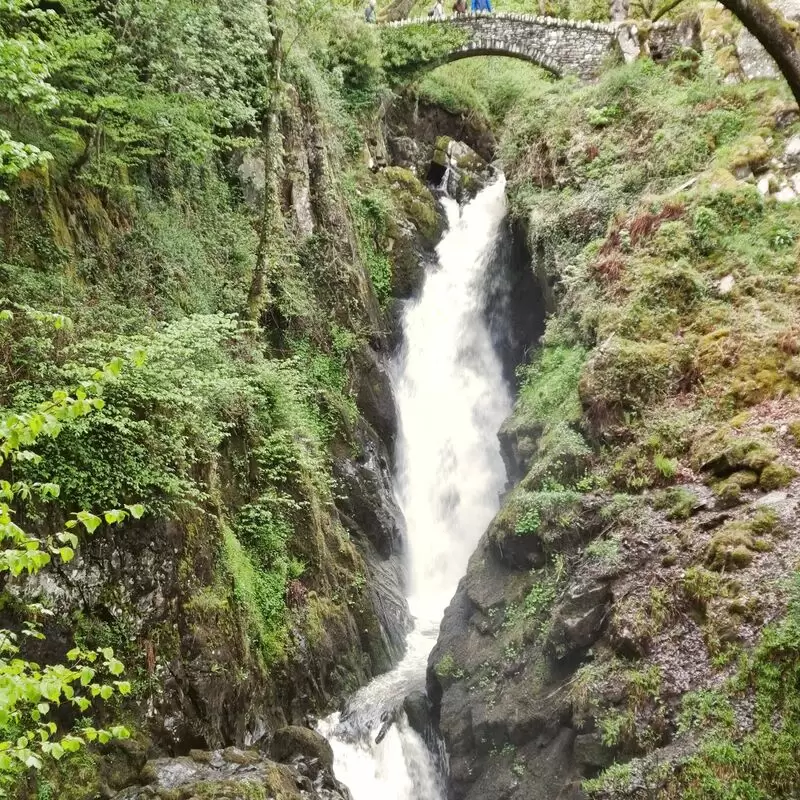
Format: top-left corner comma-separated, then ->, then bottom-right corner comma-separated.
403,690 -> 433,737
388,136 -> 422,172
332,414 -> 410,666
548,580 -> 611,657
270,726 -> 334,772
384,93 -> 496,168
112,748 -> 352,800
353,344 -> 397,451
573,731 -> 613,771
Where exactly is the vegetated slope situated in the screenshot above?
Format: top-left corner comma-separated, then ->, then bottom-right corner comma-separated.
0,0 -> 442,796
428,52 -> 800,800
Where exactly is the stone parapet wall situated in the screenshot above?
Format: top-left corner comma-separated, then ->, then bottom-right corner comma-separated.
382,13 -> 693,79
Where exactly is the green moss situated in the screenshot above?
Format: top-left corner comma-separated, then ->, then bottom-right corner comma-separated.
712,470 -> 759,507
34,750 -> 101,800
705,520 -> 772,572
759,461 -> 798,490
653,486 -> 699,520
380,166 -> 439,241
697,436 -> 779,478
683,566 -> 733,609
750,506 -> 785,537
668,580 -> 800,798
728,135 -> 770,171
221,523 -> 288,665
787,420 -> 800,446
579,338 -> 677,425
434,653 -> 465,680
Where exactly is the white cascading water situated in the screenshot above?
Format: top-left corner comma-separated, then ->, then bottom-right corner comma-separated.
318,178 -> 512,799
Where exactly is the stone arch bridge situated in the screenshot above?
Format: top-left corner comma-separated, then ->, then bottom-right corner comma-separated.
381,13 -> 692,79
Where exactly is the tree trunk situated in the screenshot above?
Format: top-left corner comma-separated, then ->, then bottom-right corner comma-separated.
720,0 -> 800,104
247,0 -> 284,321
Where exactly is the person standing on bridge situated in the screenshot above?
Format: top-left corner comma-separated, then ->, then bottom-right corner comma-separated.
364,0 -> 377,23
430,0 -> 444,19
453,0 -> 466,15
471,0 -> 493,11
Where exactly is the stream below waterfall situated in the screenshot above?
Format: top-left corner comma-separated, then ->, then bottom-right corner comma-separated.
318,178 -> 513,800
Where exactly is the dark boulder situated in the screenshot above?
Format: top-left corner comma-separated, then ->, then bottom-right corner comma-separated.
270,726 -> 334,772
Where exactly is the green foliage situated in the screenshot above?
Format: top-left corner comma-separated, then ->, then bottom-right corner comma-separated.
324,16 -> 383,109
669,577 -> 800,799
222,524 -> 290,664
516,345 -> 586,428
1,0 -> 276,192
585,535 -> 621,565
0,309 -> 138,792
380,23 -> 469,85
583,761 -> 633,795
346,177 -> 394,306
416,57 -> 546,129
515,558 -> 565,636
513,488 -> 581,543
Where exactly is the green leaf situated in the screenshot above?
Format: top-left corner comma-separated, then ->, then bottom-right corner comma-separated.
58,547 -> 74,563
132,348 -> 147,368
61,735 -> 82,753
76,511 -> 101,534
125,504 -> 145,520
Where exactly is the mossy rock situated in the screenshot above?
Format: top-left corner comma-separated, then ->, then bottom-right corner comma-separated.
381,166 -> 440,242
758,461 -> 797,490
750,506 -> 784,537
697,436 -> 778,478
712,470 -> 758,507
729,135 -> 770,171
579,338 -> 677,425
270,726 -> 334,771
705,521 -> 771,571
652,486 -> 700,520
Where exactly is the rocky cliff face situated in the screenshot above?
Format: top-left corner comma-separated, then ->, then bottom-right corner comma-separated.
427,53 -> 800,800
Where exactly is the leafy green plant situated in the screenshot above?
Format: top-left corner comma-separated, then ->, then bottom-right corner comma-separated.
0,310 -> 141,791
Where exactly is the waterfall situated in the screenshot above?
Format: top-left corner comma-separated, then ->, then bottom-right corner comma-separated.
318,178 -> 512,800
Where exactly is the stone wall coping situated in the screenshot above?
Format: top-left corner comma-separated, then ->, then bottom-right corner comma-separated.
382,12 -> 618,32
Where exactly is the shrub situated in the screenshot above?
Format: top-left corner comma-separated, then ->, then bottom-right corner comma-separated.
325,17 -> 383,108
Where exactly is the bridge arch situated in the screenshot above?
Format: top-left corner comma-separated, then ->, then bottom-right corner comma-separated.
425,36 -> 563,76
381,13 -> 618,80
